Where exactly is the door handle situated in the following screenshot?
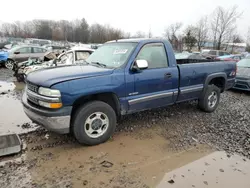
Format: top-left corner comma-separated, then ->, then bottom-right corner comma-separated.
164,73 -> 172,79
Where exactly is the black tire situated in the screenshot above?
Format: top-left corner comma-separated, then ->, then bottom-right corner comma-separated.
198,85 -> 220,112
72,101 -> 117,145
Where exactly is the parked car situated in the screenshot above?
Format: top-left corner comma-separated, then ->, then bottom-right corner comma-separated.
215,55 -> 243,62
0,51 -> 8,65
29,39 -> 52,46
233,58 -> 250,91
22,38 -> 236,146
43,45 -> 68,55
5,45 -> 48,70
201,49 -> 231,59
15,48 -> 95,82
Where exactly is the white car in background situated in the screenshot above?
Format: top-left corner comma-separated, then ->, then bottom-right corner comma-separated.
23,47 -> 95,76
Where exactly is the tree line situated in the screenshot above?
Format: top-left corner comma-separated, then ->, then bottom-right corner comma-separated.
0,5 -> 249,52
0,18 -> 132,44
164,5 -> 247,52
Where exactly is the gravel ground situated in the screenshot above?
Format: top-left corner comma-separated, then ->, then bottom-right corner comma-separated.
0,68 -> 250,187
117,91 -> 250,158
0,67 -> 249,159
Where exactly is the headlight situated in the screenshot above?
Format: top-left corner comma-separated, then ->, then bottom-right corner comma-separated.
38,101 -> 62,109
38,87 -> 61,97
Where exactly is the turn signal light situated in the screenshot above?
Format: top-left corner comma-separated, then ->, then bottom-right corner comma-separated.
50,103 -> 63,109
39,101 -> 63,109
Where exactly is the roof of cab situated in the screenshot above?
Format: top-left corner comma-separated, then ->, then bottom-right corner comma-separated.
106,38 -> 167,43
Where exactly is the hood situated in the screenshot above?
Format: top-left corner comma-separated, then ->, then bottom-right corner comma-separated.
26,65 -> 114,87
236,67 -> 250,79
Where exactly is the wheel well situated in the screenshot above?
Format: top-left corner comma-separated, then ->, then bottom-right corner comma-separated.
208,77 -> 226,92
6,58 -> 14,62
71,92 -> 120,118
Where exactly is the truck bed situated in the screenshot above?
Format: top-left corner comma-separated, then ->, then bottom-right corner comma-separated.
176,61 -> 236,102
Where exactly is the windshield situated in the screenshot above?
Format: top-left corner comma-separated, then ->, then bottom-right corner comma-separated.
86,42 -> 137,68
8,46 -> 21,53
237,59 -> 250,68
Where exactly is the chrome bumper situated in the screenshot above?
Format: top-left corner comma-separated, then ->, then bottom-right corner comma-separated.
22,91 -> 71,134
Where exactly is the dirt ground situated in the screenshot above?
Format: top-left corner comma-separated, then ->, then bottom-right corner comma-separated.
0,68 -> 250,188
1,127 -> 212,188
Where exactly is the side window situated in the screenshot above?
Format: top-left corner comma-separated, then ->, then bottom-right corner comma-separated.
218,51 -> 224,56
209,50 -> 216,55
33,47 -> 45,53
76,51 -> 91,60
224,52 -> 230,56
18,47 -> 32,54
136,43 -> 168,69
60,52 -> 74,64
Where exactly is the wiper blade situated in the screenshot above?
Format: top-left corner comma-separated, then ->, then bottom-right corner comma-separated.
91,61 -> 106,67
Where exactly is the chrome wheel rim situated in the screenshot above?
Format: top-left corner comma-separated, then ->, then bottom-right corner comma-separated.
208,91 -> 217,108
84,112 -> 109,138
5,60 -> 14,70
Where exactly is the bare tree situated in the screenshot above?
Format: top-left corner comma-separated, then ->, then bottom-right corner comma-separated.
1,23 -> 12,37
121,32 -> 131,39
148,27 -> 152,38
195,16 -> 208,51
164,22 -> 183,51
183,26 -> 197,52
247,27 -> 250,45
22,21 -> 35,38
0,18 -> 132,43
132,31 -> 146,38
247,28 -> 250,52
210,6 -> 242,50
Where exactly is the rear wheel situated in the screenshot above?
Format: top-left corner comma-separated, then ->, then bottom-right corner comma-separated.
72,101 -> 117,145
198,85 -> 220,112
5,59 -> 14,70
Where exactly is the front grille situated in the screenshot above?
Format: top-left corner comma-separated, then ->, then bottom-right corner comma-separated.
26,82 -> 39,105
27,95 -> 39,105
27,82 -> 39,93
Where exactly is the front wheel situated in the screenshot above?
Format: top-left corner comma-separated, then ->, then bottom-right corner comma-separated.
5,59 -> 14,70
198,85 -> 220,112
72,101 -> 117,145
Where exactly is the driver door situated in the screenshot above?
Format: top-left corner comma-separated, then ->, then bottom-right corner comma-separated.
127,43 -> 179,112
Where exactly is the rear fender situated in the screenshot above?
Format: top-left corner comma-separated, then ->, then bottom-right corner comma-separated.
203,72 -> 227,93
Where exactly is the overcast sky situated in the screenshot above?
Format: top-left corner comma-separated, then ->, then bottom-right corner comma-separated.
1,0 -> 249,39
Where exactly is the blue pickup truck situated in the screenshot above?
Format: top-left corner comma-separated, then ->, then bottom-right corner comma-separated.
22,39 -> 236,145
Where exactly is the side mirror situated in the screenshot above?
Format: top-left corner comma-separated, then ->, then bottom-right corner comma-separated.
134,60 -> 148,70
14,51 -> 20,54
